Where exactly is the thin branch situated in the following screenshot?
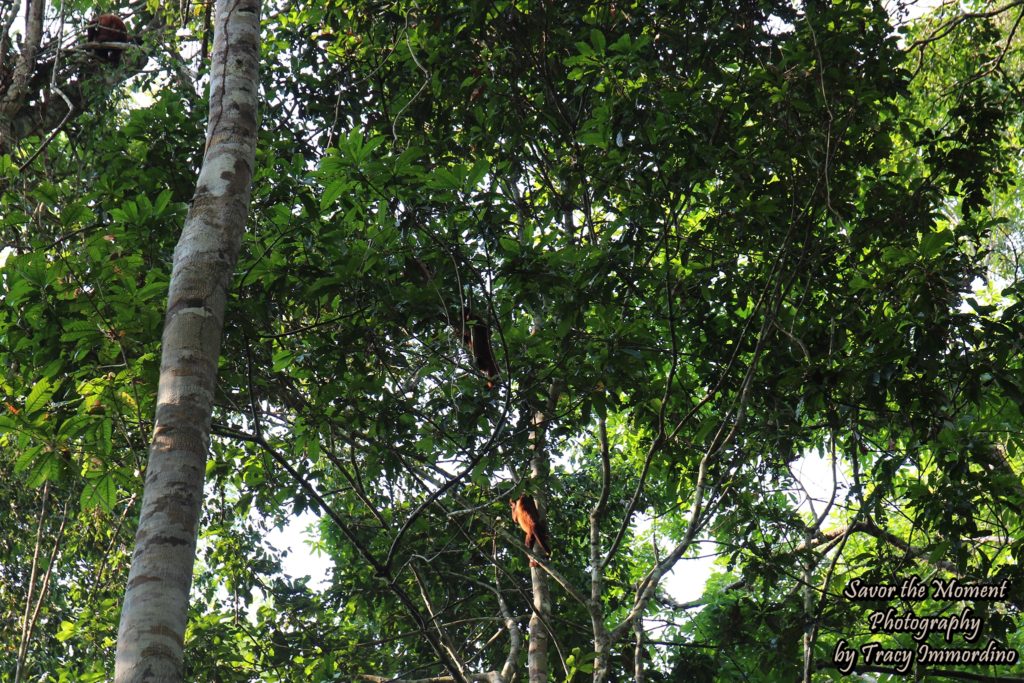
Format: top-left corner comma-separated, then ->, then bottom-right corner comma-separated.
213,425 -> 470,683
18,85 -> 75,171
907,0 -> 1024,50
391,17 -> 429,144
14,483 -> 49,683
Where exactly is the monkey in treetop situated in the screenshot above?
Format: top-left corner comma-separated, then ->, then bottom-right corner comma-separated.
510,494 -> 551,567
85,13 -> 139,65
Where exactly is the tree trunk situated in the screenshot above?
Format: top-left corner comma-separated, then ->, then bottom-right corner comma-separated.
113,1 -> 260,680
0,0 -> 44,152
589,414 -> 611,683
526,382 -> 560,683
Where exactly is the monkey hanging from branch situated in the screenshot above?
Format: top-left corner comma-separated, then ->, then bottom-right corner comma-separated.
460,311 -> 499,389
510,494 -> 551,567
402,252 -> 501,389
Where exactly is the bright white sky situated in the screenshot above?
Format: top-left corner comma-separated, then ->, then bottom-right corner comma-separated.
265,511 -> 331,587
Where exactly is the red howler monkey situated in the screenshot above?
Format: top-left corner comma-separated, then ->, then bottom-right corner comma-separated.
462,312 -> 499,387
86,13 -> 137,65
510,494 -> 550,566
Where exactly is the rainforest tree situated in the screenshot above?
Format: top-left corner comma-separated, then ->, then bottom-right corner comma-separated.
1,1 -> 1022,681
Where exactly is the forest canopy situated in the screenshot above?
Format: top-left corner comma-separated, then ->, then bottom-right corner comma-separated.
1,0 -> 1023,681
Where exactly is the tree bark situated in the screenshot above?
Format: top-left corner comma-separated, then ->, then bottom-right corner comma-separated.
113,1 -> 260,680
525,382 -> 560,683
0,0 -> 44,151
589,414 -> 611,683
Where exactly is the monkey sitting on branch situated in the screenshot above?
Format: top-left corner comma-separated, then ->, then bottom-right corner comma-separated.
510,494 -> 551,567
85,13 -> 141,66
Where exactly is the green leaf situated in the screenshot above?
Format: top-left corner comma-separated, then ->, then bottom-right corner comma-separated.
498,237 -> 521,255
321,179 -> 349,210
919,230 -> 953,258
98,418 -> 113,456
15,446 -> 60,487
81,473 -> 117,512
848,274 -> 871,292
25,377 -> 59,415
429,167 -> 462,190
0,413 -> 19,432
574,41 -> 594,57
154,189 -> 172,215
14,444 -> 43,475
468,158 -> 489,188
272,348 -> 296,372
55,620 -> 76,642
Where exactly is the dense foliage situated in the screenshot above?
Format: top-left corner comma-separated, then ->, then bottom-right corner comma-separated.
2,0 -> 1023,681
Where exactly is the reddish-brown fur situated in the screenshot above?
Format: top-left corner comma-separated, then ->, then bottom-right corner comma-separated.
86,13 -> 130,64
510,495 -> 551,565
462,313 -> 499,387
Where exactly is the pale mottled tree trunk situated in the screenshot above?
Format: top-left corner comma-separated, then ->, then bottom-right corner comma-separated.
527,556 -> 551,683
589,415 -> 612,683
113,1 -> 260,680
526,383 -> 561,683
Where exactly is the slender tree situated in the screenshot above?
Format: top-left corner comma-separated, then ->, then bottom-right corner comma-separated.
525,382 -> 560,682
113,0 -> 261,679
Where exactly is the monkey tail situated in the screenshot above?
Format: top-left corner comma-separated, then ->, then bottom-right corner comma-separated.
534,521 -> 552,556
